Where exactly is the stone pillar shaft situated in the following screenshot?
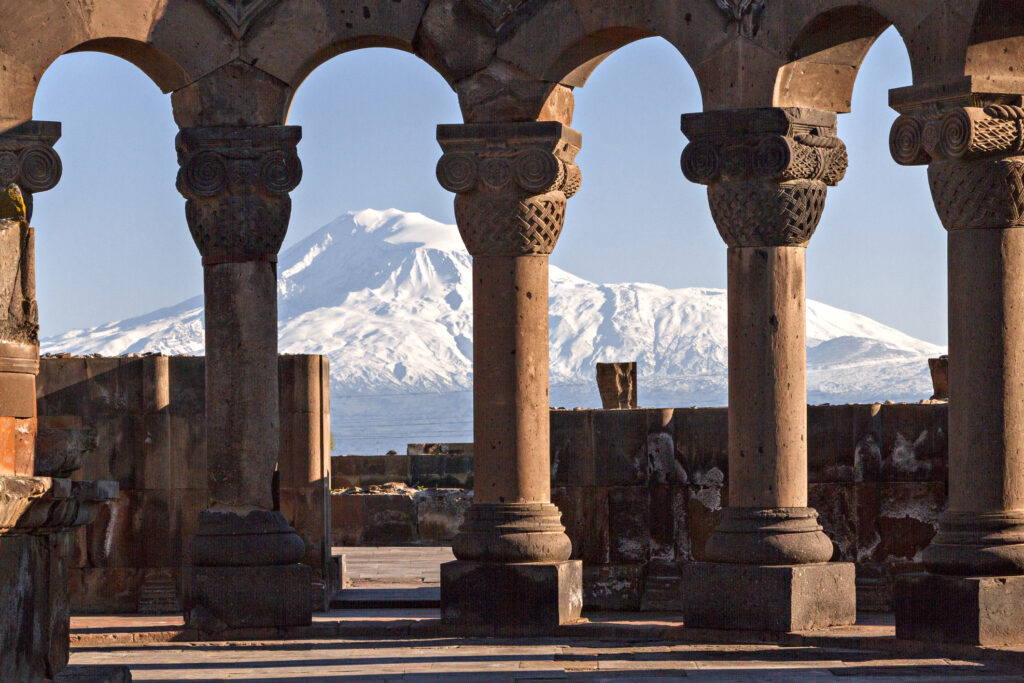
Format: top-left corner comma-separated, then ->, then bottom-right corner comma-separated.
436,121 -> 583,630
947,228 -> 1024,514
472,254 -> 550,504
204,261 -> 279,510
727,246 -> 807,509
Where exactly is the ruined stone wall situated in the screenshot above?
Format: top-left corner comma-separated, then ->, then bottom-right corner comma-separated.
330,404 -> 947,611
36,354 -> 332,614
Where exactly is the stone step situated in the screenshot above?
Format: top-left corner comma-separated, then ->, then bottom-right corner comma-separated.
330,587 -> 440,609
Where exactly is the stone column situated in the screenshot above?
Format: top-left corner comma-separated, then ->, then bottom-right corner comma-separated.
435,122 -> 583,631
0,122 -> 61,477
679,108 -> 856,631
890,98 -> 1024,645
176,126 -> 311,630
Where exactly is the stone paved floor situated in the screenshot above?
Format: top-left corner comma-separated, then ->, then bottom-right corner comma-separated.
68,637 -> 1024,681
336,546 -> 454,586
67,549 -> 1024,681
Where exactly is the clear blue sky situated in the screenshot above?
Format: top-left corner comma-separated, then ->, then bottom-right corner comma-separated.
31,28 -> 946,345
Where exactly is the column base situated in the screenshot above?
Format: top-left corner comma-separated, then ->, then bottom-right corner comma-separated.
185,564 -> 312,631
894,572 -> 1024,646
441,560 -> 582,633
682,561 -> 855,632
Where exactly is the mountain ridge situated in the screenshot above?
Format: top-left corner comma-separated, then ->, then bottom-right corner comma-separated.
42,208 -> 945,452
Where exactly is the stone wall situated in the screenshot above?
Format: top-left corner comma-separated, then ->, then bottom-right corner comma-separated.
330,484 -> 471,546
331,444 -> 473,489
37,354 -> 332,614
330,404 -> 947,611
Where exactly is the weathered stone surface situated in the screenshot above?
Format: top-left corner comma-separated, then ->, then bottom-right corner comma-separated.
441,559 -> 582,632
186,564 -> 312,630
895,573 -> 1024,646
596,361 -> 637,410
583,563 -> 644,611
415,488 -> 471,542
683,561 -> 856,632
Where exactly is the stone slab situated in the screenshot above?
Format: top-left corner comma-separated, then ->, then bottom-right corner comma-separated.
440,559 -> 582,633
185,564 -> 312,631
56,664 -> 132,682
895,572 -> 1024,646
682,561 -> 856,632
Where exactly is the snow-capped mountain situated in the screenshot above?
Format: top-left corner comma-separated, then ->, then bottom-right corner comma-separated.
43,209 -> 945,453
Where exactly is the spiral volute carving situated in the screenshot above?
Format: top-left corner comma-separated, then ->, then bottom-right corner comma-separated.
176,126 -> 302,263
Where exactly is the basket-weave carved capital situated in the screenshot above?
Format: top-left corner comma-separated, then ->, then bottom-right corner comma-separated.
0,121 -> 63,223
436,122 -> 581,257
681,108 -> 845,248
176,126 -> 302,264
891,104 -> 1024,231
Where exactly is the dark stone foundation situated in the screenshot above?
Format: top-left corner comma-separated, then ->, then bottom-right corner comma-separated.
682,561 -> 856,632
895,572 -> 1024,646
185,564 -> 313,631
441,560 -> 583,633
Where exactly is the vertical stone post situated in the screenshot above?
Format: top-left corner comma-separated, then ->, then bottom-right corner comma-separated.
679,108 -> 855,631
0,121 -> 61,477
176,126 -> 311,630
435,122 -> 583,631
890,96 -> 1024,645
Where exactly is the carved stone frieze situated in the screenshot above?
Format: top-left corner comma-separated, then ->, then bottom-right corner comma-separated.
176,126 -> 302,264
891,103 -> 1024,230
201,0 -> 280,39
436,122 -> 581,257
681,108 -> 846,247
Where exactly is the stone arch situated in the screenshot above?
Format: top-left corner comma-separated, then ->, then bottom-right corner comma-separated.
966,0 -> 1024,83
774,5 -> 910,112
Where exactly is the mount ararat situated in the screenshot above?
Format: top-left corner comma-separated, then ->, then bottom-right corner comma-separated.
43,209 -> 945,453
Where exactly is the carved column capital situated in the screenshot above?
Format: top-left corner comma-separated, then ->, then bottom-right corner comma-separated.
176,126 -> 302,265
0,121 -> 63,223
436,122 -> 581,257
681,108 -> 847,248
891,101 -> 1024,230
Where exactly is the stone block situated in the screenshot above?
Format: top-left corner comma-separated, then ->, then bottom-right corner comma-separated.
583,563 -> 644,611
441,560 -> 582,632
69,568 -> 141,614
170,414 -> 206,490
682,561 -> 856,632
641,559 -> 686,612
136,413 -> 172,490
550,409 -> 595,487
414,488 -> 471,542
809,482 -> 855,562
13,417 -> 33,476
278,485 -> 328,570
279,409 -> 322,487
649,484 -> 679,561
856,482 -> 943,565
362,493 -> 417,545
409,454 -> 470,488
646,410 -> 679,485
552,485 -> 609,564
686,486 -> 723,562
330,492 -> 364,546
895,573 -> 1024,645
607,486 -> 649,563
36,357 -> 91,417
186,563 -> 312,630
596,361 -> 637,409
592,409 -> 648,485
1,532 -> 70,681
671,407 -> 728,485
807,404 -> 880,483
168,356 -> 206,415
878,403 -> 948,482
